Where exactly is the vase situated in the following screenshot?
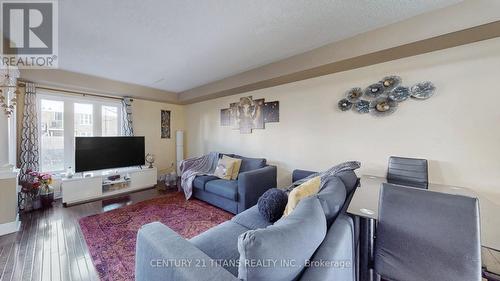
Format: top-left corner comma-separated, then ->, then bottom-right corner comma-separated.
40,192 -> 54,208
32,198 -> 42,210
40,185 -> 55,208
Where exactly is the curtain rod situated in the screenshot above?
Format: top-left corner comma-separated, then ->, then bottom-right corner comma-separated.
15,81 -> 126,101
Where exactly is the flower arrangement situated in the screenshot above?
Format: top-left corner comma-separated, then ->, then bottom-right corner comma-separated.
20,170 -> 55,211
26,170 -> 53,194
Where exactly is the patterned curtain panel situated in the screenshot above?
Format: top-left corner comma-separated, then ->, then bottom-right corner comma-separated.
121,97 -> 134,136
19,83 -> 39,182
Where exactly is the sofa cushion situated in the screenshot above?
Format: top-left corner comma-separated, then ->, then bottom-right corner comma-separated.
316,176 -> 347,226
190,221 -> 248,277
193,175 -> 218,191
205,179 -> 238,201
233,155 -> 266,173
232,205 -> 272,230
237,197 -> 327,281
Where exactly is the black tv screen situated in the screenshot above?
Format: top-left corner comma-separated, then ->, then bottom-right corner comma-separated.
75,136 -> 145,172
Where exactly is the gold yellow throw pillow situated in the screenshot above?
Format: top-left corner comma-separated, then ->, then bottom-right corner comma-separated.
214,156 -> 237,180
223,155 -> 242,180
283,176 -> 321,217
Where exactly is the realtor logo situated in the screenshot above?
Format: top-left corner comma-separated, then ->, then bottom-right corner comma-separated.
1,1 -> 58,68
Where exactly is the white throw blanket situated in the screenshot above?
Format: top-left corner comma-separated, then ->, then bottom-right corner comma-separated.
179,152 -> 220,199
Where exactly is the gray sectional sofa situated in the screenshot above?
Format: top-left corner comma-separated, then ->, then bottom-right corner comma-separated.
136,168 -> 359,281
192,154 -> 277,214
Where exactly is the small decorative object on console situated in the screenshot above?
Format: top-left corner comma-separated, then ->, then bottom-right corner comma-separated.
66,166 -> 74,178
107,175 -> 121,181
145,153 -> 155,168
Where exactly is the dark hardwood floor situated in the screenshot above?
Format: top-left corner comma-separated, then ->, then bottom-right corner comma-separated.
0,187 -> 175,281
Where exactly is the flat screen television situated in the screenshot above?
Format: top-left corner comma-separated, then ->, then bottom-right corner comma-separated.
75,136 -> 145,173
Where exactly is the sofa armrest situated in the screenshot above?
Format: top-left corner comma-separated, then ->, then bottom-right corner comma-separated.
237,165 -> 277,213
299,214 -> 356,281
292,169 -> 316,182
135,222 -> 238,281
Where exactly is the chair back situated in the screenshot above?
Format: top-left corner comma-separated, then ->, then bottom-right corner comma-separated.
387,156 -> 428,188
375,183 -> 482,281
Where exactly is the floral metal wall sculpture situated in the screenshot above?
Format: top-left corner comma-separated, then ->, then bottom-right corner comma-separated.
338,75 -> 435,117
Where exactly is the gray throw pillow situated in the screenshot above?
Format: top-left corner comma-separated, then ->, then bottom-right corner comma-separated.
237,196 -> 327,281
257,188 -> 288,222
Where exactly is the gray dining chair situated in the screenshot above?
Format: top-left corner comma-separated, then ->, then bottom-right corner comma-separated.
387,156 -> 428,189
374,183 -> 482,281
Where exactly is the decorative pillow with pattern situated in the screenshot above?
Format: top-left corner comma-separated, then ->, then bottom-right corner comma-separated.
283,176 -> 321,217
214,156 -> 237,180
222,155 -> 242,180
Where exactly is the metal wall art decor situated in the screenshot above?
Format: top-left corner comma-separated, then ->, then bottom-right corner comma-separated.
160,110 -> 171,138
346,87 -> 363,102
364,82 -> 385,98
337,75 -> 436,117
410,81 -> 436,99
220,96 -> 279,134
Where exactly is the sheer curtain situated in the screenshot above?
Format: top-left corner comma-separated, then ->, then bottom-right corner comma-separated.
19,82 -> 39,182
121,97 -> 134,136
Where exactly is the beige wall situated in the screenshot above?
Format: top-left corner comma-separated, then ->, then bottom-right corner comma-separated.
185,37 -> 500,196
132,99 -> 185,176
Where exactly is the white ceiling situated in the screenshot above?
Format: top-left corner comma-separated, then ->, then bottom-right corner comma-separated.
59,0 -> 461,93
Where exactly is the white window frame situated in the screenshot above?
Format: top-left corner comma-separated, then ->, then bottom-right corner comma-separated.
37,91 -> 123,173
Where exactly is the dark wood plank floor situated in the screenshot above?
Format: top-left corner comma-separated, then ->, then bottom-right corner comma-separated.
0,187 -> 174,281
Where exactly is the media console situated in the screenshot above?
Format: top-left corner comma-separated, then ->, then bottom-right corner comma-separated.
61,166 -> 157,206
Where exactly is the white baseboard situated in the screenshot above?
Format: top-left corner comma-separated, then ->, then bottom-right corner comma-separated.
0,215 -> 20,236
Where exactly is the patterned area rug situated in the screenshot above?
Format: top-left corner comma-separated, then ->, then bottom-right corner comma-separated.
79,192 -> 233,281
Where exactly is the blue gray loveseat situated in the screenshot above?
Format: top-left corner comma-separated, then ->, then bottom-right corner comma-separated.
136,168 -> 359,281
192,154 -> 277,214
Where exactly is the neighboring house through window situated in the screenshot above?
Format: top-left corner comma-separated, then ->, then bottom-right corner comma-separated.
38,92 -> 123,173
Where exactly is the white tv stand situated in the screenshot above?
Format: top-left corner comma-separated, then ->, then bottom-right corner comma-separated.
61,166 -> 157,206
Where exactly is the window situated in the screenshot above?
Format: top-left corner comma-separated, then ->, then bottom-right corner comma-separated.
74,103 -> 93,136
38,93 -> 122,172
40,99 -> 65,172
102,106 -> 119,136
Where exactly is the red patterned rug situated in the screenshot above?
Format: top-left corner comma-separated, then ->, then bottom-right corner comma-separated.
78,192 -> 233,281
